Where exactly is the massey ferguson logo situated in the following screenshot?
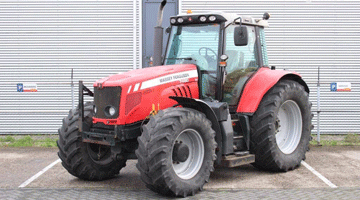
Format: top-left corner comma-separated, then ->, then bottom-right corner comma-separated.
160,73 -> 190,83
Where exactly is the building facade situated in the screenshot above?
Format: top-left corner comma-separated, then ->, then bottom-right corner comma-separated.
0,0 -> 359,134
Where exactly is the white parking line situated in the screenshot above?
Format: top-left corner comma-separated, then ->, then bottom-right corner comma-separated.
301,161 -> 338,188
19,159 -> 61,188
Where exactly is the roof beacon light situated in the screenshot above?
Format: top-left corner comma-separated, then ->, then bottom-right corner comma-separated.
199,16 -> 206,22
263,12 -> 270,20
177,17 -> 184,23
209,15 -> 216,21
187,10 -> 192,14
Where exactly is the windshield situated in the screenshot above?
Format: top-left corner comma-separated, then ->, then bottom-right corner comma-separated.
164,24 -> 220,71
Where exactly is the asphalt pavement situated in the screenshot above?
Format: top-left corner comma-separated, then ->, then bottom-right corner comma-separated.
1,188 -> 360,200
0,145 -> 359,199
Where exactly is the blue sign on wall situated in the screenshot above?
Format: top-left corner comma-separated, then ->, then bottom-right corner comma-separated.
17,83 -> 24,92
330,82 -> 337,92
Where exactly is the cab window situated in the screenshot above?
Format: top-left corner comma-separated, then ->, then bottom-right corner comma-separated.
164,24 -> 221,99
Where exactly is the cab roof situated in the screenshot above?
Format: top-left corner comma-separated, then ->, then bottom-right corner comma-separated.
175,11 -> 269,28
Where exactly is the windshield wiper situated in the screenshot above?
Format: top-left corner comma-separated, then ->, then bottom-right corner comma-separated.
165,57 -> 193,60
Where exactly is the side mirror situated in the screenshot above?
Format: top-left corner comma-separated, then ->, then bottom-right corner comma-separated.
234,26 -> 248,46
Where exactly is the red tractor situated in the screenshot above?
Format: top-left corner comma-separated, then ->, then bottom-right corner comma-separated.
57,1 -> 312,197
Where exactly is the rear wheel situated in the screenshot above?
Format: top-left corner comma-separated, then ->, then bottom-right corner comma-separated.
250,80 -> 312,171
136,107 -> 217,197
57,102 -> 126,180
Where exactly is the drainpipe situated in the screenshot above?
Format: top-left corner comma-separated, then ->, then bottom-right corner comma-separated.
153,0 -> 167,67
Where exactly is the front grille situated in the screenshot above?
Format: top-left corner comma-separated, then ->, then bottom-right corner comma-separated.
94,86 -> 121,119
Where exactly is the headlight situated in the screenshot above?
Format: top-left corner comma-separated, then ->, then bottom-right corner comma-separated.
199,16 -> 207,22
177,17 -> 184,23
170,18 -> 176,24
209,16 -> 216,21
109,107 -> 116,116
105,105 -> 117,117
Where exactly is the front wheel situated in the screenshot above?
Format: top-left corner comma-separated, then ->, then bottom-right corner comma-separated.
250,80 -> 312,172
57,102 -> 126,180
136,107 -> 217,197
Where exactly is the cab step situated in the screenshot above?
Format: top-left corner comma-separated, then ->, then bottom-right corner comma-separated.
221,151 -> 255,168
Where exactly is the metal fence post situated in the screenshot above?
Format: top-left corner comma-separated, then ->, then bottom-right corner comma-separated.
317,66 -> 321,145
71,68 -> 74,109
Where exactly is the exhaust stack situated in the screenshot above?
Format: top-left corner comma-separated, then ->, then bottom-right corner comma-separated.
153,0 -> 167,67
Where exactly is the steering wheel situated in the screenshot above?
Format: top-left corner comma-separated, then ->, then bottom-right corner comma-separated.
199,47 -> 217,58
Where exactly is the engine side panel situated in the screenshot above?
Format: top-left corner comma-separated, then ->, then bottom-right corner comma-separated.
236,67 -> 304,113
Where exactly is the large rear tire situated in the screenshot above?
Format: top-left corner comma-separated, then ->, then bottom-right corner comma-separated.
57,102 -> 126,180
136,107 -> 217,197
250,80 -> 312,172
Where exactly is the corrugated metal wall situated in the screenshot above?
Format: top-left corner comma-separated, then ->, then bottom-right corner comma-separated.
181,0 -> 360,134
0,0 -> 359,134
0,0 -> 139,133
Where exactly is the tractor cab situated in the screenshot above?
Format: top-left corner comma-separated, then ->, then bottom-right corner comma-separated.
164,12 -> 270,108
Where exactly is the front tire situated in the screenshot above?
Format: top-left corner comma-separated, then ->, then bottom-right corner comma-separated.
136,107 -> 217,197
57,102 -> 126,180
250,80 -> 312,172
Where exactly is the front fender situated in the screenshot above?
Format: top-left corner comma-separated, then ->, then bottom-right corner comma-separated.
237,67 -> 309,113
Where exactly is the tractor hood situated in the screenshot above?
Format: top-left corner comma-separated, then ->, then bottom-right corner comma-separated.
93,64 -> 198,89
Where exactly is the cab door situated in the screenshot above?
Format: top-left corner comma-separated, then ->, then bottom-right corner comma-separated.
223,25 -> 260,106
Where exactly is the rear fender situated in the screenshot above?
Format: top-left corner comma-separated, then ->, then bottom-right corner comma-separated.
169,96 -> 223,165
237,67 -> 309,113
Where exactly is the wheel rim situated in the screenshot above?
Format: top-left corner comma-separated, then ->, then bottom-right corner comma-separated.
87,143 -> 112,164
275,100 -> 302,154
171,128 -> 204,180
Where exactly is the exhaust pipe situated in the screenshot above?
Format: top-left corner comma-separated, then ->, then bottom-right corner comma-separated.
153,0 -> 167,67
